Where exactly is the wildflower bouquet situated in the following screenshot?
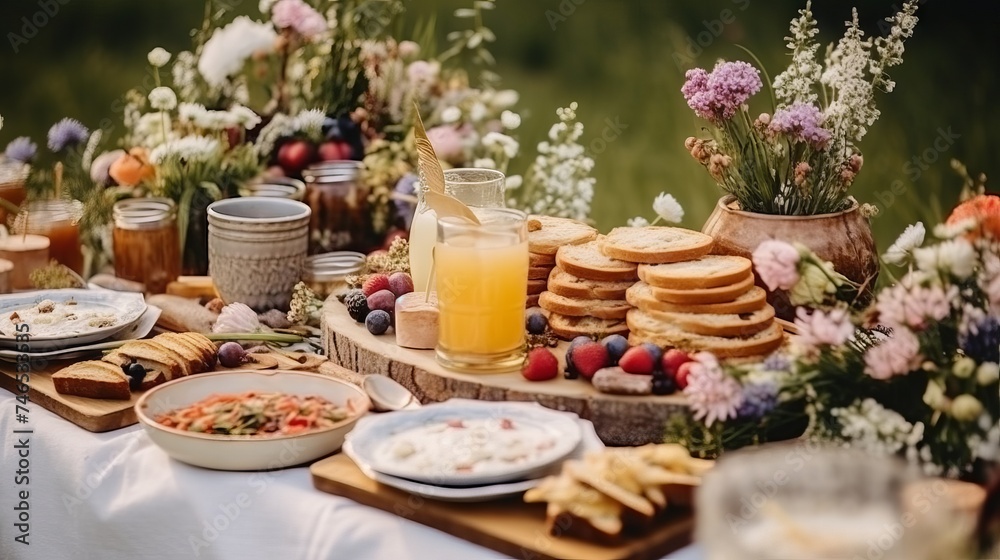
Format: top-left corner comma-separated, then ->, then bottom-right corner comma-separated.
667,187 -> 1000,478
681,1 -> 919,215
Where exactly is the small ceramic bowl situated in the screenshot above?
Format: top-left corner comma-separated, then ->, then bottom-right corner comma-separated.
135,369 -> 370,471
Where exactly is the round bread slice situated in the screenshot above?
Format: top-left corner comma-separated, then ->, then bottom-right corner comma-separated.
548,267 -> 634,300
527,278 -> 548,295
546,313 -> 629,340
556,239 -> 638,282
527,215 -> 599,255
526,294 -> 540,308
626,306 -> 775,338
649,274 -> 755,305
626,315 -> 785,359
637,255 -> 751,289
529,251 -> 557,267
529,266 -> 555,280
538,291 -> 631,320
600,227 -> 713,264
626,282 -> 767,315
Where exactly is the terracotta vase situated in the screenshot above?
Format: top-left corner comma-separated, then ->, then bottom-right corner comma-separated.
701,195 -> 879,320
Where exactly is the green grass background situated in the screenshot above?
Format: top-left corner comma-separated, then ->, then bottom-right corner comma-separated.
1,0 -> 996,251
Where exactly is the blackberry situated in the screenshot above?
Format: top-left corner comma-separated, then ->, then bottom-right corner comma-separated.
651,375 -> 676,395
344,290 -> 370,322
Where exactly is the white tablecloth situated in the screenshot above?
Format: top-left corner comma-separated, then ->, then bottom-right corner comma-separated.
0,391 -> 702,560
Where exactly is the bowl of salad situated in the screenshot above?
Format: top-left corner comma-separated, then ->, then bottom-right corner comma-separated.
135,369 -> 370,471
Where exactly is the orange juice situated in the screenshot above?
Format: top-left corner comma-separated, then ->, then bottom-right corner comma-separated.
435,209 -> 528,372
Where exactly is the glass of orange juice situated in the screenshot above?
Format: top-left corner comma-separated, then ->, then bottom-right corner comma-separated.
435,207 -> 528,372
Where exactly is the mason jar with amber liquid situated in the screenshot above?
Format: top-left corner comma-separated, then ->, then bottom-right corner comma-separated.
113,198 -> 181,293
12,199 -> 84,274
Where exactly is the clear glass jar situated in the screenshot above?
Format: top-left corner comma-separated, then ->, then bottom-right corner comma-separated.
302,162 -> 373,254
113,198 -> 181,294
12,199 -> 84,274
302,251 -> 366,299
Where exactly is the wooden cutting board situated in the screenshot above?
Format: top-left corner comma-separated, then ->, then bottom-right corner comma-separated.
0,351 -> 329,432
311,454 -> 693,560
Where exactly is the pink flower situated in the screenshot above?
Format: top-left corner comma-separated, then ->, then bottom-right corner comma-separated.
683,352 -> 743,426
875,283 -> 957,331
794,307 -> 855,348
768,103 -> 832,150
406,60 -> 439,85
864,328 -> 922,380
425,125 -> 466,164
271,0 -> 326,39
752,240 -> 801,291
681,61 -> 762,123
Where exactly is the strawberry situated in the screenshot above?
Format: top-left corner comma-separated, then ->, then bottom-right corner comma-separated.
619,346 -> 656,375
362,273 -> 390,297
662,348 -> 693,377
570,342 -> 609,379
522,348 -> 559,381
675,361 -> 696,390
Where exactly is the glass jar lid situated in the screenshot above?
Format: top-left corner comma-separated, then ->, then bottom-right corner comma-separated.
240,177 -> 306,201
303,251 -> 366,282
113,198 -> 177,230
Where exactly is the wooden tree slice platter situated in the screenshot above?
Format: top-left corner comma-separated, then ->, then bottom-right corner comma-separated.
311,453 -> 693,560
321,306 -> 689,446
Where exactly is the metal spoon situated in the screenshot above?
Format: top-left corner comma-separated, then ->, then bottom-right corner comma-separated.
363,375 -> 422,412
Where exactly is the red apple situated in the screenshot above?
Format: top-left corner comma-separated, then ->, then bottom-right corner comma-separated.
277,139 -> 317,175
661,348 -> 693,377
318,140 -> 352,162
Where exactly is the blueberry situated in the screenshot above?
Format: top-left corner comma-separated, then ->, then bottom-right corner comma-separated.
125,362 -> 145,391
365,310 -> 392,335
601,334 -> 629,366
526,313 -> 548,335
652,375 -> 676,395
641,343 -> 664,365
564,368 -> 579,380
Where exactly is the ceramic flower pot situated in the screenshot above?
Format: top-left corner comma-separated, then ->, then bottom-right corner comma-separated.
701,195 -> 879,320
208,198 -> 311,312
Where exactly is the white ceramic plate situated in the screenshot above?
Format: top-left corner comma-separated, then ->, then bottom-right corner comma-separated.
0,305 -> 161,362
345,399 -> 582,487
0,289 -> 147,351
135,370 -> 370,471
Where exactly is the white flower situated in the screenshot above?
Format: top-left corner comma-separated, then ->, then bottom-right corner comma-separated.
482,132 -> 519,159
490,89 -> 519,109
147,47 -> 171,68
505,175 -> 522,190
294,108 -> 326,138
976,362 -> 999,386
913,238 -> 976,279
472,158 -> 496,169
440,106 -> 461,124
148,86 -> 177,111
933,218 -> 976,239
469,102 -> 487,123
500,110 -> 521,130
259,0 -> 277,13
882,221 -> 924,265
198,17 -> 277,86
149,135 -> 221,164
627,217 -> 650,228
652,192 -> 684,223
133,111 -> 174,148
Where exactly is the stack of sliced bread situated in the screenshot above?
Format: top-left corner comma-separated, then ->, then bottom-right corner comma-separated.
52,332 -> 217,400
526,215 -> 598,308
623,251 -> 784,358
539,238 -> 637,340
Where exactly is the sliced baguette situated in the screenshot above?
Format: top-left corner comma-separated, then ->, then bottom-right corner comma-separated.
627,282 -> 767,315
156,333 -> 212,373
527,215 -> 599,255
179,332 -> 218,368
528,266 -> 554,280
556,239 -> 638,282
628,306 -> 775,338
600,227 -> 714,264
529,251 -> 557,267
547,313 -> 629,340
52,361 -> 132,400
626,313 -> 785,359
637,255 -> 751,289
547,267 -> 633,300
649,274 -> 754,305
538,291 -> 630,320
104,340 -> 185,381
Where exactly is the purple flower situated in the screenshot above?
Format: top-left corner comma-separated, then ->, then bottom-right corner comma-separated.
960,315 -> 1000,363
737,380 -> 778,420
47,118 -> 89,152
681,61 -> 762,123
393,173 -> 419,230
683,352 -> 744,427
769,103 -> 832,149
4,137 -> 37,163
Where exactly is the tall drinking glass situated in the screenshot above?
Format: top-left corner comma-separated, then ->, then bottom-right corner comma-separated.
435,208 -> 528,372
409,168 -> 506,294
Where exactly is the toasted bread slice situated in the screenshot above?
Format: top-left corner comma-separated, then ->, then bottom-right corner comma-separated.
527,278 -> 548,295
629,306 -> 775,338
178,332 -> 218,368
538,291 -> 630,320
528,266 -> 554,280
599,227 -> 713,264
527,215 -> 599,255
556,238 -> 638,282
626,282 -> 766,315
648,274 -> 754,305
547,267 -> 633,300
546,313 -> 629,340
156,333 -> 211,374
526,294 -> 540,308
637,255 -> 751,289
529,251 -> 557,267
104,340 -> 185,381
564,460 -> 656,519
52,361 -> 132,400
525,475 -> 624,541
626,313 -> 785,358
